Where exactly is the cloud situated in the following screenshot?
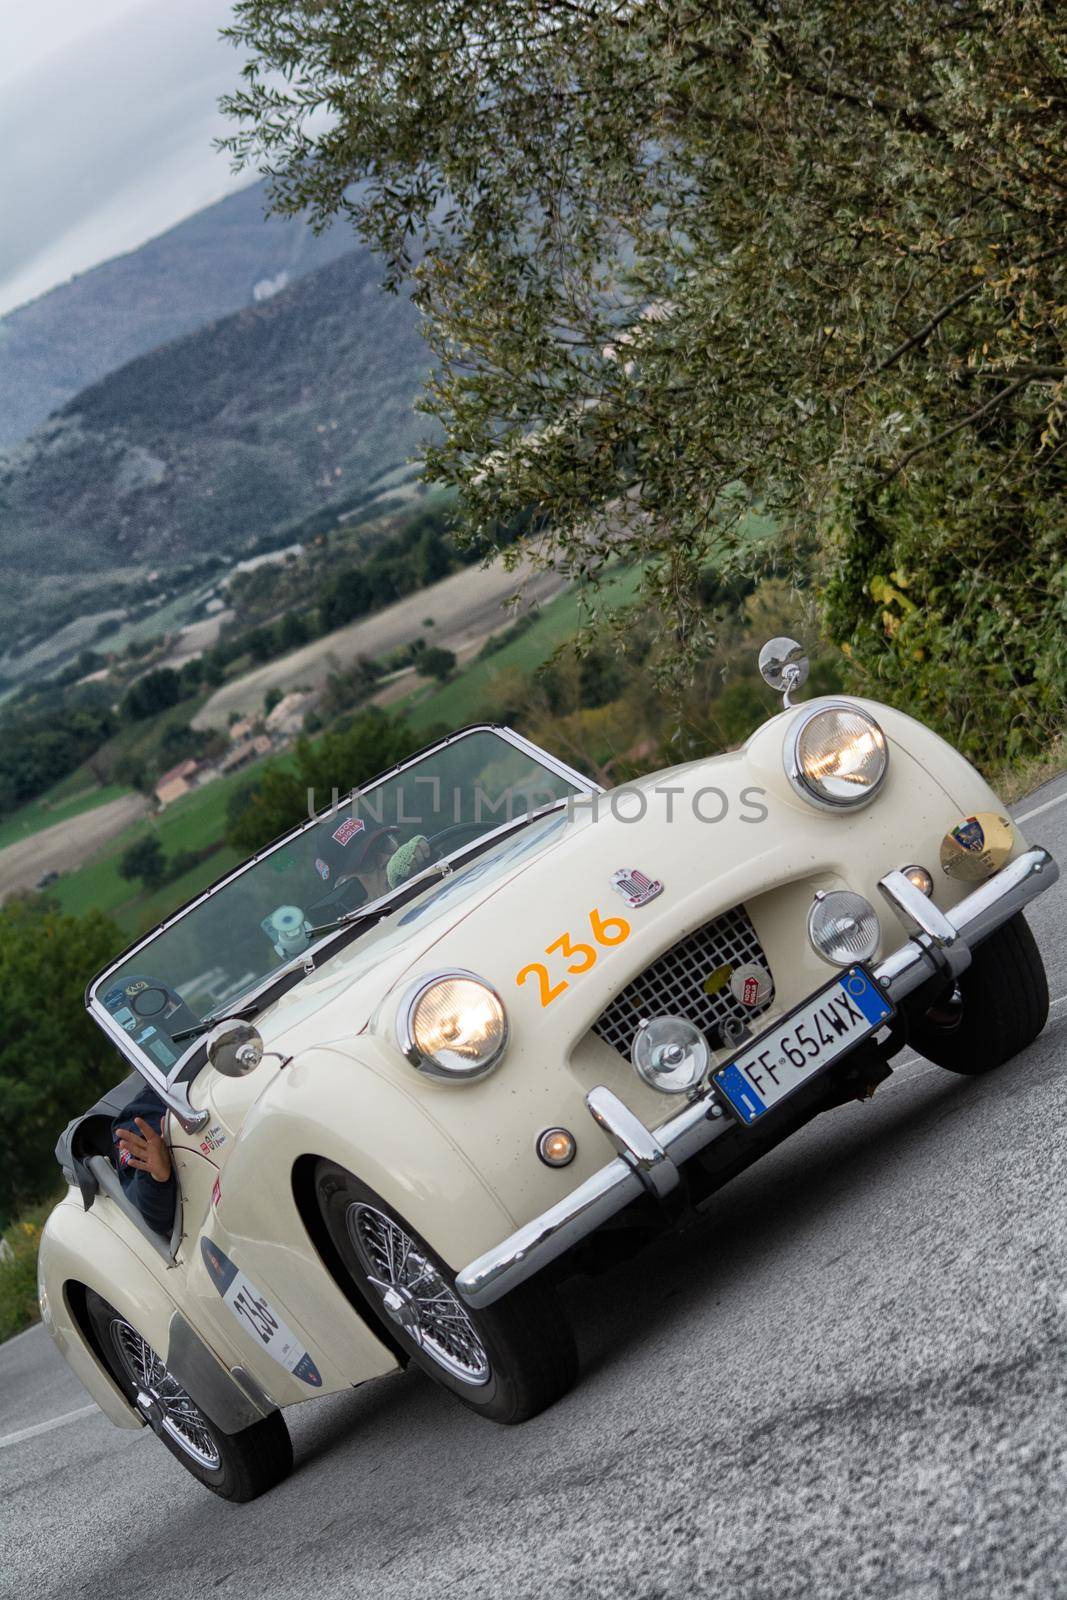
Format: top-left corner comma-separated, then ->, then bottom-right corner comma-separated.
0,0 -> 250,315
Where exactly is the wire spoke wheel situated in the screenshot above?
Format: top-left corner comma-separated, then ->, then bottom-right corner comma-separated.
346,1201 -> 491,1386
109,1317 -> 222,1470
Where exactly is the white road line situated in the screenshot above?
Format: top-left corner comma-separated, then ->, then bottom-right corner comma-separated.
1016,789 -> 1067,825
0,1403 -> 98,1449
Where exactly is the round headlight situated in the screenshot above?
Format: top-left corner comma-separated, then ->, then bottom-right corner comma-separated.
788,704 -> 888,809
808,890 -> 881,966
631,1015 -> 711,1094
399,971 -> 508,1082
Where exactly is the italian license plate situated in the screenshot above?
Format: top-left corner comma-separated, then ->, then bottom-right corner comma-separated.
713,966 -> 893,1125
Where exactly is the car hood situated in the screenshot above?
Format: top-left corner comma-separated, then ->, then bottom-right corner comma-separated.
252,693 -> 996,1062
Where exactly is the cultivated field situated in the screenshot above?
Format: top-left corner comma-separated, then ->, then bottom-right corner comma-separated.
0,792 -> 149,901
191,555 -> 570,730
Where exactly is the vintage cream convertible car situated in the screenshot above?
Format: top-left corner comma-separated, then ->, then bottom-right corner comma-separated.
39,639 -> 1058,1499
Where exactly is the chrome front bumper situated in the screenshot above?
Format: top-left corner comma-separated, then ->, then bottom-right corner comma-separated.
456,846 -> 1058,1308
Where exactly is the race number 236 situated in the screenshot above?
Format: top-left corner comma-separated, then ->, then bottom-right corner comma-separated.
516,908 -> 630,1007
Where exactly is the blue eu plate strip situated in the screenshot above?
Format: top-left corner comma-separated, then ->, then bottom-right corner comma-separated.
715,1063 -> 765,1123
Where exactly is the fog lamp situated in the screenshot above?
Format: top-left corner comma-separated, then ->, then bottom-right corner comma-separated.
808,890 -> 881,966
631,1015 -> 711,1094
537,1128 -> 577,1167
902,864 -> 933,897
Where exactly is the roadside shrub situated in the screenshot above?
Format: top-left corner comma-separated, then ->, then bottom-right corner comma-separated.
0,1202 -> 55,1342
822,440 -> 1067,767
0,898 -> 122,1218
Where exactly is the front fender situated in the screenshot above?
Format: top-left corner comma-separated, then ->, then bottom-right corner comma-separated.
225,1042 -> 519,1277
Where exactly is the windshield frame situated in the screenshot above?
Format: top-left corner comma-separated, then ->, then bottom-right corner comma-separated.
85,723 -> 599,1126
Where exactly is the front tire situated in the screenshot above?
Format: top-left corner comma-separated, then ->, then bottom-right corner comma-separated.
85,1289 -> 292,1501
315,1162 -> 578,1423
908,913 -> 1049,1075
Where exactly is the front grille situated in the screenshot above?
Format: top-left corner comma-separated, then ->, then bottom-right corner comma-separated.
591,905 -> 774,1059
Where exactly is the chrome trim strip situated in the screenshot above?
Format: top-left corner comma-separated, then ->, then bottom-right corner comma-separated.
455,845 -> 1057,1308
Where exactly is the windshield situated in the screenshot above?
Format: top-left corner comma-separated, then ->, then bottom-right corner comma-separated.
88,727 -> 590,1081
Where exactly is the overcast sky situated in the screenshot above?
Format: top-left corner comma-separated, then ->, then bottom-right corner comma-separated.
0,0 -> 253,316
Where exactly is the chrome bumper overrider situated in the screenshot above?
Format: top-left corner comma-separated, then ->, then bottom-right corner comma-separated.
456,847 -> 1057,1308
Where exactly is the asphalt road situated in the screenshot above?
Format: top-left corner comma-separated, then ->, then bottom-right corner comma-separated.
3,774 -> 1066,1600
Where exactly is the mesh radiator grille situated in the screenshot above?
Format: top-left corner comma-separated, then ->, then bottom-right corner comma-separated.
591,905 -> 773,1058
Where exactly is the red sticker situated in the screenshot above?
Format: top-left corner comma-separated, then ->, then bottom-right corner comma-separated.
211,1178 -> 221,1208
742,975 -> 760,1006
331,817 -> 366,847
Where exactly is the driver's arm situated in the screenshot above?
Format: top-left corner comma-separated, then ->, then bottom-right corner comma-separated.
386,835 -> 432,888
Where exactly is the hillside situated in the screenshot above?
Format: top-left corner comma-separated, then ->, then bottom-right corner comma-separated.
0,180 -> 356,449
0,251 -> 431,596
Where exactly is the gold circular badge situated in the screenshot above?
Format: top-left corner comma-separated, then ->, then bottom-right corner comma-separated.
939,812 -> 1015,882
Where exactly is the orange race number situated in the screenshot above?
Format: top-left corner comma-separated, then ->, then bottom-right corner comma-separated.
516,907 -> 632,1007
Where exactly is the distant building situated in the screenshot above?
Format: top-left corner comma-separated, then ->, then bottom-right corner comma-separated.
228,717 -> 254,743
155,758 -> 201,808
217,734 -> 273,777
264,691 -> 311,740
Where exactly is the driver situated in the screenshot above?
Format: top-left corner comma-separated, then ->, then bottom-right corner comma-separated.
111,1084 -> 176,1237
312,818 -> 432,906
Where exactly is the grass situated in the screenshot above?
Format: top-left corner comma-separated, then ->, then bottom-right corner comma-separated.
987,732 -> 1067,806
0,1195 -> 59,1343
53,768 -> 255,935
403,565 -> 646,730
0,783 -> 130,852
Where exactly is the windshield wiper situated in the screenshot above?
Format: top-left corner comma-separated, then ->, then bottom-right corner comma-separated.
172,1000 -> 262,1044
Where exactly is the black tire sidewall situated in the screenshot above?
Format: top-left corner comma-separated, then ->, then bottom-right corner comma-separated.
909,912 -> 1049,1074
84,1288 -> 290,1500
315,1161 -> 575,1422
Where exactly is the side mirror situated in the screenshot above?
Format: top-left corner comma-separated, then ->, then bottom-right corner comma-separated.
758,637 -> 809,708
206,1019 -> 266,1078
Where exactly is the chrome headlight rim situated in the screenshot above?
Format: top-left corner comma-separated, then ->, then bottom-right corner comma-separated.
785,700 -> 889,812
397,968 -> 509,1084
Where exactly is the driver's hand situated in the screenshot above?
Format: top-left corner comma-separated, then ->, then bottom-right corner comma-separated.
386,834 -> 431,888
116,1117 -> 173,1183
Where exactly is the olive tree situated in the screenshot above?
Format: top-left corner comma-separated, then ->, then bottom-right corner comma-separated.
222,0 -> 1066,758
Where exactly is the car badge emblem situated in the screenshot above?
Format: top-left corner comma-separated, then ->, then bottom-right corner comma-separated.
952,817 -> 985,853
611,868 -> 663,908
730,962 -> 773,1008
939,810 -> 1014,882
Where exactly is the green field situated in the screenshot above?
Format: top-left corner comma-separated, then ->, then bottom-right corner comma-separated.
403,565 -> 645,730
52,769 -> 254,935
42,570 -> 646,937
0,783 -> 130,852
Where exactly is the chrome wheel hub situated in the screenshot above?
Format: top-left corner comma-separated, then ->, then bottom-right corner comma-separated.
109,1318 -> 221,1471
346,1202 -> 492,1387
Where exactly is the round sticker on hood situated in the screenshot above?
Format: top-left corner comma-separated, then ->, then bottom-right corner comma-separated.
730,962 -> 773,1008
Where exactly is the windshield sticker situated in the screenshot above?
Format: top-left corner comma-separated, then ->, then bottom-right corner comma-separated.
332,817 -> 366,847
201,1239 -> 322,1387
314,857 -> 331,881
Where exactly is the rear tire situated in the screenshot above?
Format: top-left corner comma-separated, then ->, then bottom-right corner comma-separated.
315,1162 -> 578,1423
85,1288 -> 292,1501
908,913 -> 1049,1075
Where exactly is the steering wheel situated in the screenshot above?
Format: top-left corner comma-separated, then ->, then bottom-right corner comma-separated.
304,873 -> 371,923
421,821 -> 491,862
